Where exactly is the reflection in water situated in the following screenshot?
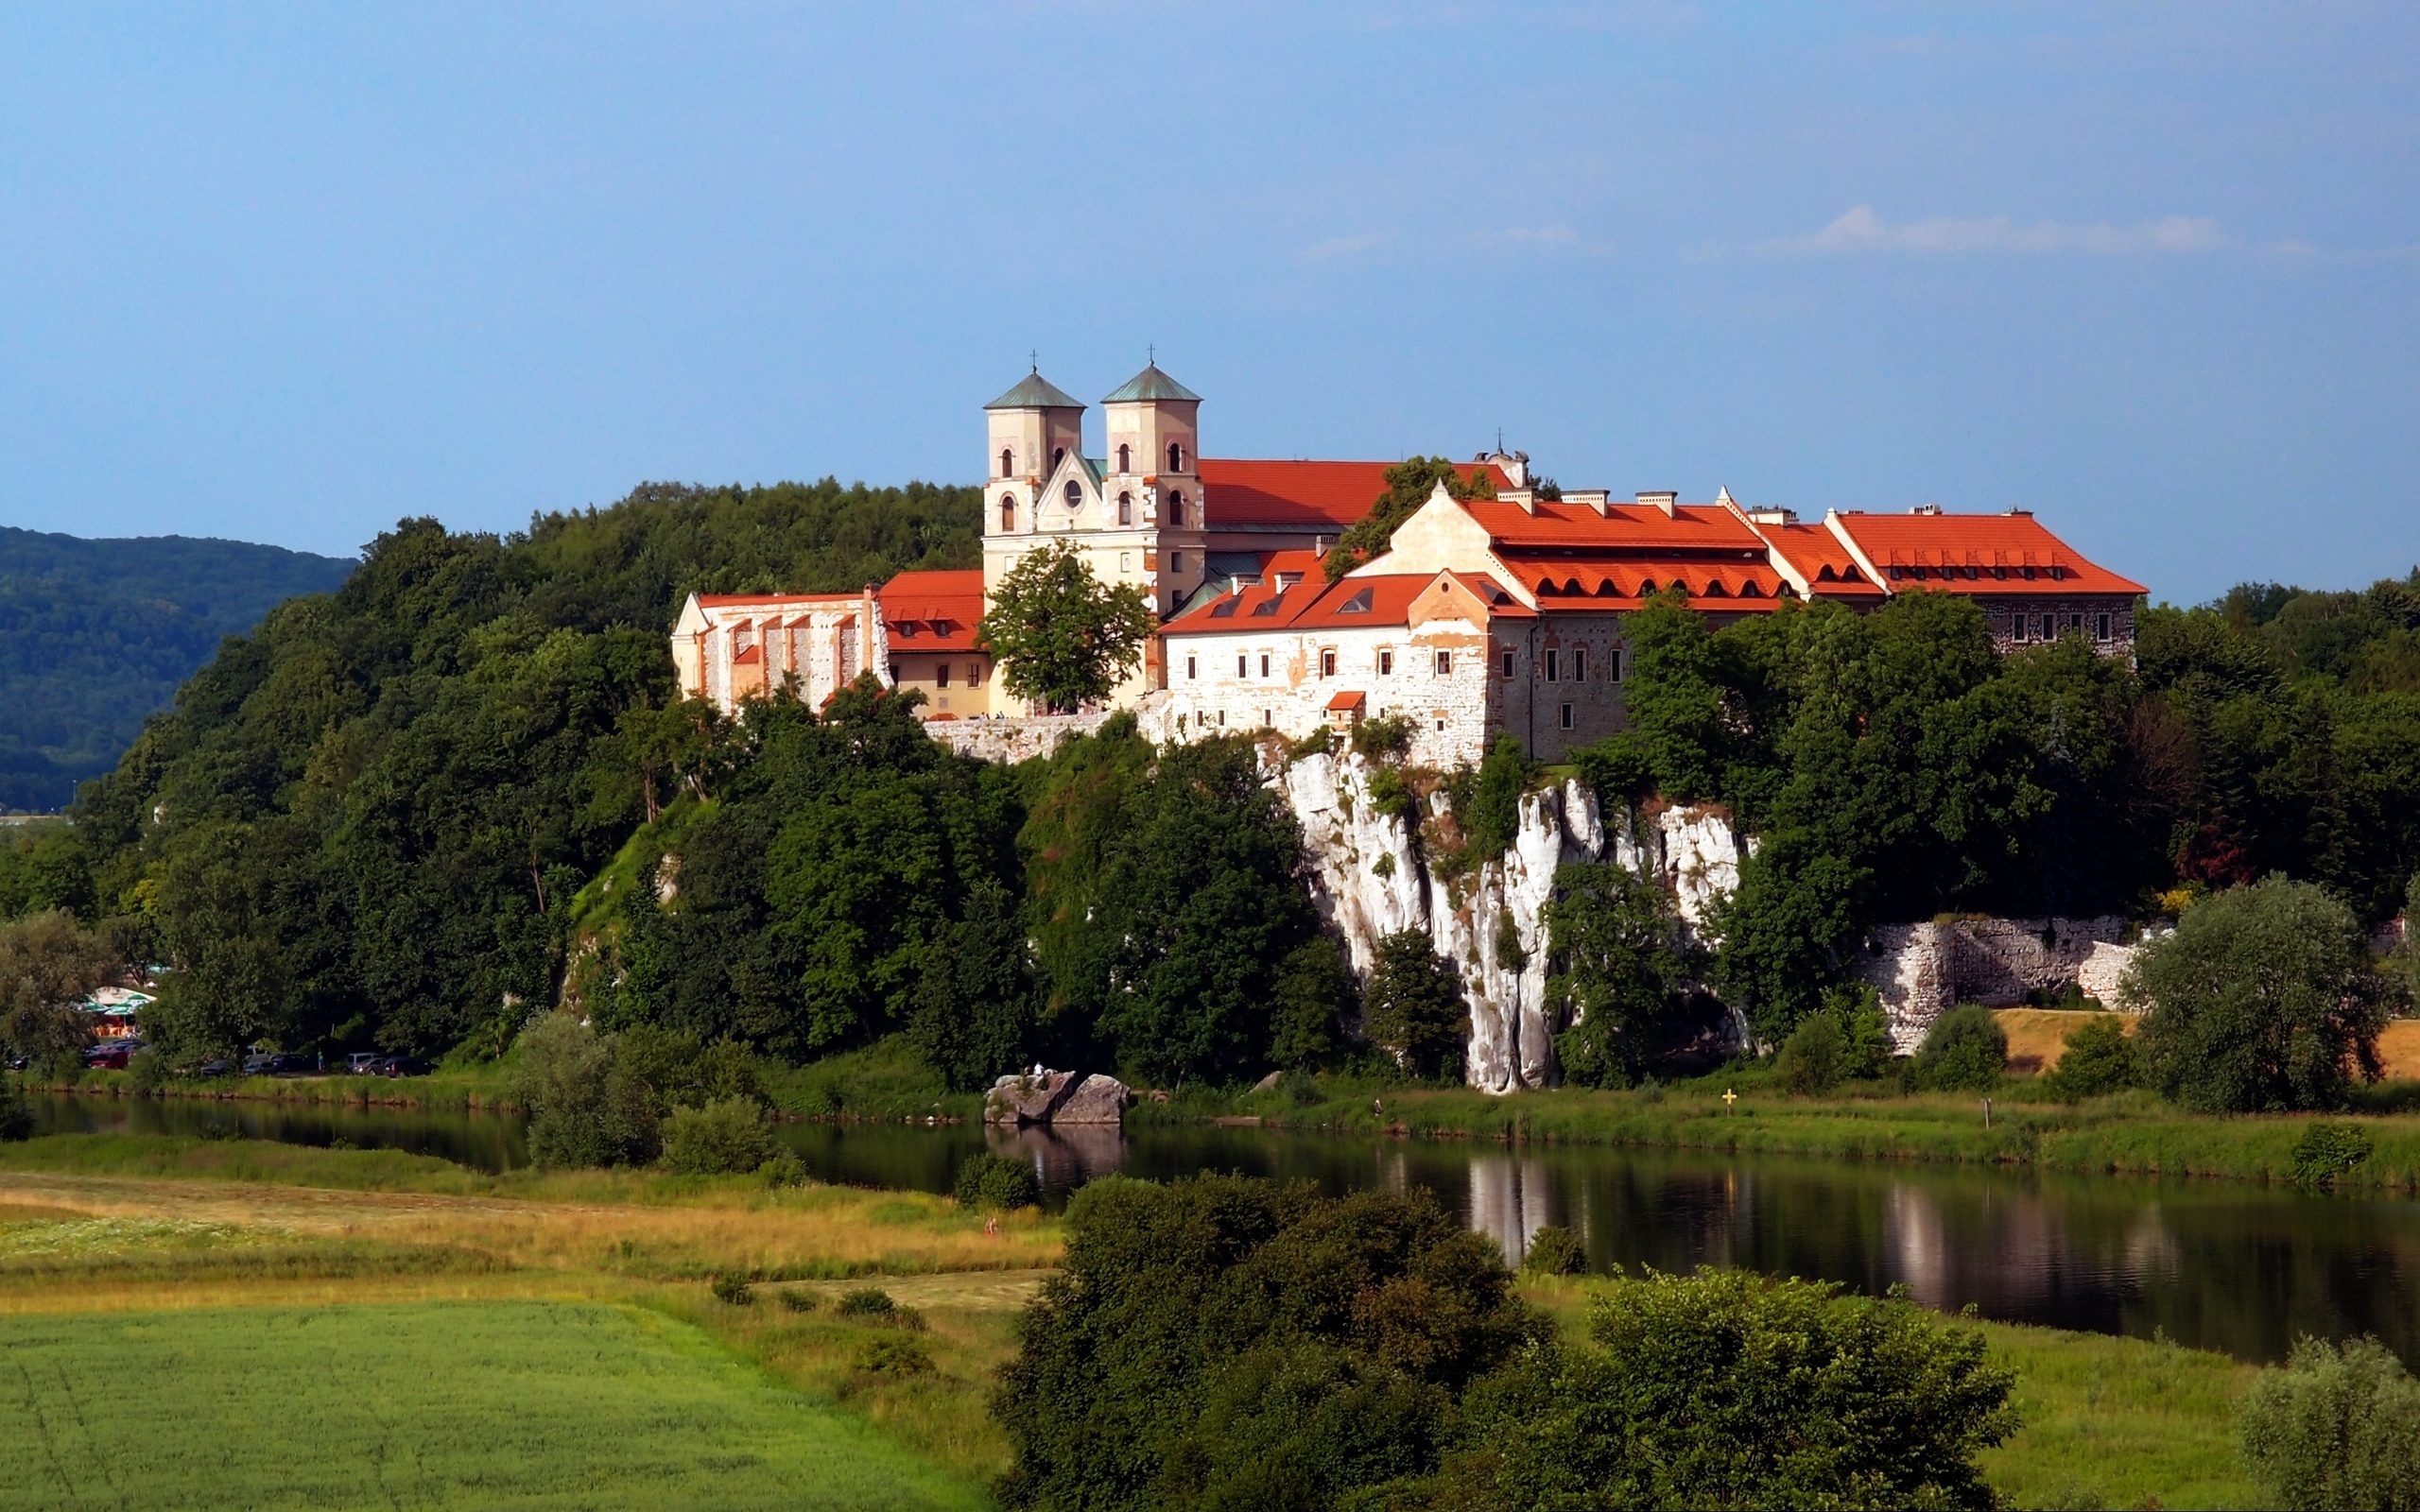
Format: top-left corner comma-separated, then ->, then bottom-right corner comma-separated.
30,1094 -> 2419,1364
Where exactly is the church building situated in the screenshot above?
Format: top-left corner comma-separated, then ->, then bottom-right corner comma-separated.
672,361 -> 2146,764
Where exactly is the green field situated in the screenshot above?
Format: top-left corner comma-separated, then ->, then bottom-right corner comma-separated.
0,1300 -> 987,1511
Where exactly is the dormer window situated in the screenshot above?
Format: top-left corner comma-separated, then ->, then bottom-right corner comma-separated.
999,448 -> 1014,478
1064,481 -> 1081,508
1117,443 -> 1132,472
1118,491 -> 1133,525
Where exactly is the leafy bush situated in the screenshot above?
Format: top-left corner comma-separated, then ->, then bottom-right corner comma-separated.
709,1274 -> 753,1306
126,1049 -> 168,1095
776,1287 -> 818,1313
510,1014 -> 657,1169
2238,1336 -> 2420,1510
1365,764 -> 1420,823
856,1335 -> 935,1375
2132,875 -> 2401,1112
1466,736 -> 1535,858
993,1175 -> 1541,1509
837,1287 -> 925,1330
756,1153 -> 805,1187
954,1151 -> 1041,1211
2042,1014 -> 2139,1101
1905,1005 -> 2007,1092
1775,1011 -> 1848,1094
1521,1225 -> 1587,1276
1280,1066 -> 1322,1108
1351,713 -> 1416,762
660,1096 -> 777,1176
1270,936 -> 1353,1069
1432,1268 -> 2019,1510
2290,1122 -> 2376,1186
1361,929 -> 1469,1081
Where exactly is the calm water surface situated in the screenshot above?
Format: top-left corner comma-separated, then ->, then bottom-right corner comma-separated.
34,1094 -> 2419,1365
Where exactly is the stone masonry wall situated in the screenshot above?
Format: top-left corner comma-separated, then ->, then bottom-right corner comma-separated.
1853,916 -> 2132,1053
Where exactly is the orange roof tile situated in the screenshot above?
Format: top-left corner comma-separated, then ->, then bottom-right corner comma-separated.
1751,521 -> 1887,600
1461,499 -> 1773,556
878,569 -> 987,653
1828,512 -> 2146,597
1199,459 -> 1512,531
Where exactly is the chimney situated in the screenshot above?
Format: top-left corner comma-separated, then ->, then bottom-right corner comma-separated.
1564,490 -> 1612,516
1501,487 -> 1536,514
860,583 -> 878,680
1638,490 -> 1679,518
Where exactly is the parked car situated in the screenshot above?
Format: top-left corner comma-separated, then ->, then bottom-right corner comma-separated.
241,1052 -> 277,1075
83,1043 -> 134,1070
372,1055 -> 427,1078
240,1052 -> 318,1076
197,1058 -> 233,1077
345,1053 -> 382,1075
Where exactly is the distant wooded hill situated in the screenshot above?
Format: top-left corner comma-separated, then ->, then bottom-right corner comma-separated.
0,526 -> 356,811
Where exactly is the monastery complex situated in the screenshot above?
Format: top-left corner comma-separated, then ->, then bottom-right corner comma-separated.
675,363 -> 2146,765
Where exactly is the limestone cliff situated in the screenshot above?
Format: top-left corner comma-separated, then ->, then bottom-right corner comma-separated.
1281,750 -> 1745,1093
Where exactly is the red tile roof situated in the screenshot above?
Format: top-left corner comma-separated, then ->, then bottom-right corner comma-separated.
879,569 -> 987,654
1748,521 -> 1887,600
1828,513 -> 2146,597
695,592 -> 861,609
1326,690 -> 1367,712
1199,459 -> 1512,531
1461,500 -> 1772,556
1497,556 -> 1789,610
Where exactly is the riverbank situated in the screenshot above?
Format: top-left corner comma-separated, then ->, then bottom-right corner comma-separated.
1166,1080 -> 2420,1191
0,1130 -> 2271,1508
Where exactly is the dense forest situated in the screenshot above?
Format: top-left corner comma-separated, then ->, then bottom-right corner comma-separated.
0,525 -> 355,811
1,473 -> 2413,1080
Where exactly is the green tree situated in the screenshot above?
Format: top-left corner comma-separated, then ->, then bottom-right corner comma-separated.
993,1175 -> 1541,1509
0,909 -> 120,1071
660,1096 -> 777,1175
1269,936 -> 1353,1069
1545,864 -> 1692,1089
1363,928 -> 1469,1081
1465,735 -> 1536,857
1323,455 -> 1496,582
2131,876 -> 2400,1112
954,1151 -> 1040,1211
1433,1267 -> 2017,1511
977,541 -> 1155,713
510,1013 -> 657,1168
2041,1015 -> 2140,1101
907,882 -> 1040,1091
1905,1005 -> 2008,1092
2238,1336 -> 2420,1511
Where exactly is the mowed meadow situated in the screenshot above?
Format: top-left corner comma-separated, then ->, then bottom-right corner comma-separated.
0,1128 -> 2288,1508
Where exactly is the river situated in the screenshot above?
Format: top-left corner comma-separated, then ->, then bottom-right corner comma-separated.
31,1093 -> 2420,1365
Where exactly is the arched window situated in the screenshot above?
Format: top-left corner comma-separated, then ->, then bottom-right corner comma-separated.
999,448 -> 1013,478
1167,441 -> 1184,472
1168,490 -> 1185,526
1052,446 -> 1067,470
1117,443 -> 1131,472
999,495 -> 1016,531
1063,481 -> 1081,509
1117,491 -> 1132,525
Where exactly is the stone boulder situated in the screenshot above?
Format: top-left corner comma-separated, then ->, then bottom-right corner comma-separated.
983,1069 -> 1130,1126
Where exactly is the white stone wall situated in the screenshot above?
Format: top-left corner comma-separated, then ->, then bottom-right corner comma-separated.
1853,915 -> 2132,1052
1164,619 -> 1497,768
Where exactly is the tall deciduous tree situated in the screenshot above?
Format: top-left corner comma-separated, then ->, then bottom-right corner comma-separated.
977,541 -> 1154,713
1546,863 -> 1696,1089
1324,455 -> 1496,582
1362,928 -> 1469,1081
2130,875 -> 2401,1112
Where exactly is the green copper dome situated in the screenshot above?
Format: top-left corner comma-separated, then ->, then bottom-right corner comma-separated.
1102,363 -> 1201,404
984,370 -> 1085,410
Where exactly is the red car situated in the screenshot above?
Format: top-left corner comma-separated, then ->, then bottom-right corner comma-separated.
82,1043 -> 135,1070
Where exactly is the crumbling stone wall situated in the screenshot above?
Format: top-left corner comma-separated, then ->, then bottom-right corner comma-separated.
1853,916 -> 2131,1052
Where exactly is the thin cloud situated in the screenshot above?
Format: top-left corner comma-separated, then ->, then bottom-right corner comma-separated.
1305,232 -> 1387,261
1767,205 -> 2228,256
1476,224 -> 1581,249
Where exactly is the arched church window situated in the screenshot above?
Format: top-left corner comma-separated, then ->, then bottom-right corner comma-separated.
1117,491 -> 1132,525
999,495 -> 1016,531
1168,490 -> 1186,526
999,448 -> 1013,478
1052,446 -> 1067,470
1167,441 -> 1184,472
1117,443 -> 1131,472
1064,481 -> 1081,509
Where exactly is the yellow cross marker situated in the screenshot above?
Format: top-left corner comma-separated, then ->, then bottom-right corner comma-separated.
1721,1088 -> 1737,1111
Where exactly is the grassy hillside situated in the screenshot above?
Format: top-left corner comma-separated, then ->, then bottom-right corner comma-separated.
0,525 -> 355,811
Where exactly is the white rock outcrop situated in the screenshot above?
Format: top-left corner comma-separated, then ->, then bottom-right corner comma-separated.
1282,752 -> 1746,1094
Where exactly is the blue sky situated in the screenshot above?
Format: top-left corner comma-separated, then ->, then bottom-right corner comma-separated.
1,3 -> 2413,603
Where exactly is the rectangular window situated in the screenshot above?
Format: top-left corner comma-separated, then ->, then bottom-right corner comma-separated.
2037,613 -> 2054,641
1559,703 -> 1574,730
1500,649 -> 1514,679
1435,650 -> 1453,676
1320,649 -> 1336,678
1545,649 -> 1560,682
2067,612 -> 2083,631
936,663 -> 950,688
1218,710 -> 1226,727
1259,653 -> 1270,678
1187,655 -> 1198,680
2095,612 -> 2112,642
1237,654 -> 1249,679
1612,647 -> 1624,683
1378,649 -> 1393,676
1573,646 -> 1586,681
1170,551 -> 1184,573
1262,710 -> 1271,728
